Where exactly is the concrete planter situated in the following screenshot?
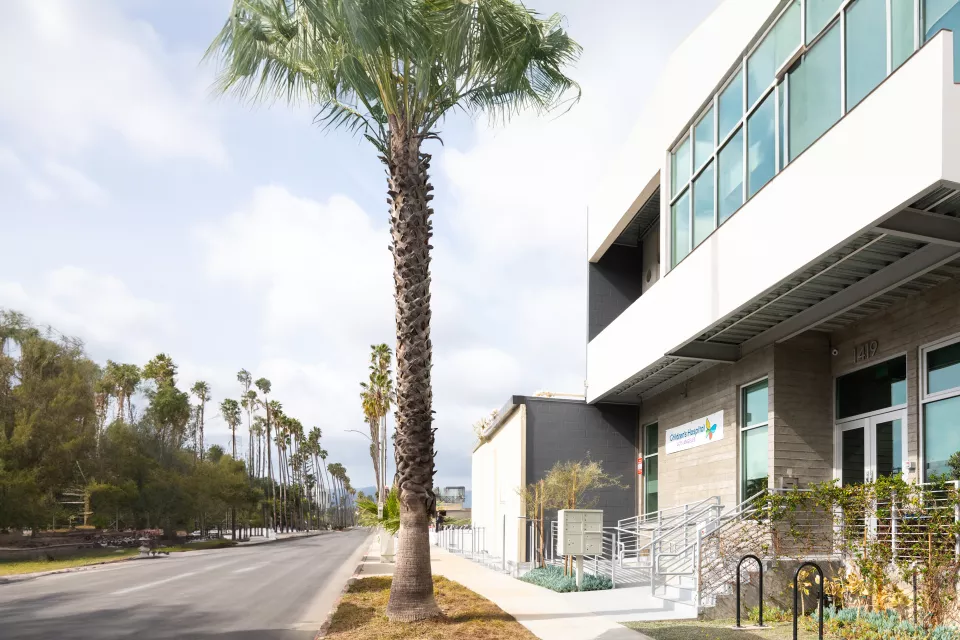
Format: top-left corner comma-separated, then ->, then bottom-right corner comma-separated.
379,529 -> 396,563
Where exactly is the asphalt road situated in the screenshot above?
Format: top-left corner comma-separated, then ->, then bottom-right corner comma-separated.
0,528 -> 372,640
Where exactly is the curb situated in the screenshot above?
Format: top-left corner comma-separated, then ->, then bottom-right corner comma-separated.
0,532 -> 331,585
0,554 -> 151,585
314,533 -> 376,639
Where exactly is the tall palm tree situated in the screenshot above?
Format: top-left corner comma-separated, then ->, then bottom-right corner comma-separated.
207,0 -> 580,620
255,378 -> 276,529
191,381 -> 212,457
238,369 -> 255,471
220,398 -> 242,459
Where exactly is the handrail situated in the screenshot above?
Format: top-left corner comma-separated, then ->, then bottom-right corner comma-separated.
618,496 -> 722,531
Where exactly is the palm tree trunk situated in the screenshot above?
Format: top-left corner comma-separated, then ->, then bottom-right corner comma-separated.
266,409 -> 276,531
383,126 -> 440,621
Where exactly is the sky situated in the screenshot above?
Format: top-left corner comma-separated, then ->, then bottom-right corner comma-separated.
0,0 -> 721,491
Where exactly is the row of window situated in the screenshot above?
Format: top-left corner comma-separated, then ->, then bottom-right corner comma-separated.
641,334 -> 960,513
669,0 -> 960,269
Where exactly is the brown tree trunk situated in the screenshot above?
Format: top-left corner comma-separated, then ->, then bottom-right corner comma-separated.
384,122 -> 440,622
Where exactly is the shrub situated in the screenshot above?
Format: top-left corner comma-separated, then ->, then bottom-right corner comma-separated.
821,607 -> 960,639
518,564 -> 612,593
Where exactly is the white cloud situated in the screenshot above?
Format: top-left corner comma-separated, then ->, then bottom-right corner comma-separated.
44,161 -> 108,205
0,266 -> 170,363
197,185 -> 394,344
0,0 -> 225,164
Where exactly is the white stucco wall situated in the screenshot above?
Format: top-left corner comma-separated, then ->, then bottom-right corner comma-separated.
588,0 -> 779,262
588,32 -> 960,403
470,406 -> 526,564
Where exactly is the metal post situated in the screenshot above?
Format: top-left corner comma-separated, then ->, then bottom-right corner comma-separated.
954,481 -> 959,560
735,555 -> 764,628
502,514 -> 506,572
612,530 -> 617,588
913,569 -> 918,626
793,562 -> 825,640
892,494 -> 898,560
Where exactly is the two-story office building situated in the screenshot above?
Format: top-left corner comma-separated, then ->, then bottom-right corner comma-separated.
588,0 -> 960,517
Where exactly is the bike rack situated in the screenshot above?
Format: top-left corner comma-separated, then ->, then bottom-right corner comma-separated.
734,554 -> 764,628
792,561 -> 825,640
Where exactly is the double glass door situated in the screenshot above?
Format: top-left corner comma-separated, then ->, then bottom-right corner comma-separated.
837,409 -> 906,486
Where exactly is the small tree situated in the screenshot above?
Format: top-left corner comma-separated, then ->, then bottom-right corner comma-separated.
520,458 -> 623,575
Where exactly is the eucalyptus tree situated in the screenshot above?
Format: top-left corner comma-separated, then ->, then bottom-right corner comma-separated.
208,0 -> 580,619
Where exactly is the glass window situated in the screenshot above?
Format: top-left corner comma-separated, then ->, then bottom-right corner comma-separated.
747,0 -> 801,107
742,427 -> 769,497
694,108 -> 714,171
718,128 -> 744,223
846,0 -> 887,110
693,161 -> 715,246
789,23 -> 841,160
928,341 -> 960,395
718,69 -> 744,142
875,419 -> 904,477
743,380 -> 769,427
925,0 -> 960,34
891,0 -> 916,71
806,0 -> 843,43
836,356 -> 907,420
671,137 -> 691,197
924,396 -> 960,477
644,455 -> 659,514
671,190 -> 690,267
645,423 -> 658,454
778,81 -> 786,170
924,0 -> 960,82
841,428 -> 866,485
747,92 -> 776,197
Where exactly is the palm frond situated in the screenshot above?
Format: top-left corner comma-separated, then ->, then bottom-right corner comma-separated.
206,0 -> 580,154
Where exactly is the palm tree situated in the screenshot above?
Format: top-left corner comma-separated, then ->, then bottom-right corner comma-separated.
220,399 -> 242,459
238,369 -> 255,471
190,381 -> 212,457
254,378 -> 276,530
252,416 -> 266,478
207,0 -> 580,620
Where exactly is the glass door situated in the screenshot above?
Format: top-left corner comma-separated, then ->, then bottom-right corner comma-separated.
837,409 -> 907,485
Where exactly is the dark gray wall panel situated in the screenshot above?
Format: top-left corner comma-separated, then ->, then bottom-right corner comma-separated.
588,244 -> 644,341
524,398 -> 638,528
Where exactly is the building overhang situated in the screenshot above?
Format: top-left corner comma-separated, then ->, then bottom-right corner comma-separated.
587,32 -> 960,404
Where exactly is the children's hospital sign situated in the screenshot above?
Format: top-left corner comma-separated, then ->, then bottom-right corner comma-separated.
665,411 -> 724,454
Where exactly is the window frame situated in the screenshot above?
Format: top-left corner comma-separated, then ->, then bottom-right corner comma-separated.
667,0 -> 924,271
919,332 -> 960,481
642,422 -> 660,515
833,352 -> 909,424
740,377 -> 771,501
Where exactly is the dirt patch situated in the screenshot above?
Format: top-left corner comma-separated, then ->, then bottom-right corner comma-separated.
324,575 -> 536,639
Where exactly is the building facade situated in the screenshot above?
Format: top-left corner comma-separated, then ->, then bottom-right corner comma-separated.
587,0 -> 960,517
471,396 -> 638,564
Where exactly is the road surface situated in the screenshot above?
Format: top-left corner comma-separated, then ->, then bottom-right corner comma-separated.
0,528 -> 371,640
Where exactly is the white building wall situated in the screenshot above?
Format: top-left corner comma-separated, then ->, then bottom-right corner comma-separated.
588,33 -> 960,403
470,406 -> 526,564
588,0 -> 778,261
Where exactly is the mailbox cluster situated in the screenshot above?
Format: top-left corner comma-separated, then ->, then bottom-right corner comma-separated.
557,509 -> 603,556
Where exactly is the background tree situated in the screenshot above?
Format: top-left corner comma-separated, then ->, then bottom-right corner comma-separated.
360,343 -> 393,503
254,378 -> 276,530
208,0 -> 580,620
190,381 -> 212,458
237,369 -> 255,471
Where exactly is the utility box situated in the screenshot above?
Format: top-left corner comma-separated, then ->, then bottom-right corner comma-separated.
557,509 -> 603,556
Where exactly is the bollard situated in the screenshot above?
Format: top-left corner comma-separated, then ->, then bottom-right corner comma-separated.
792,562 -> 825,640
735,554 -> 764,628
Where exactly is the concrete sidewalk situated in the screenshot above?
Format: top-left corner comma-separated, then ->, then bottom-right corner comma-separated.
430,547 -> 647,640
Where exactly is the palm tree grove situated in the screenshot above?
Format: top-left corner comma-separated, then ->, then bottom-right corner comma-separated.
0,309 -> 357,537
208,0 -> 579,621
